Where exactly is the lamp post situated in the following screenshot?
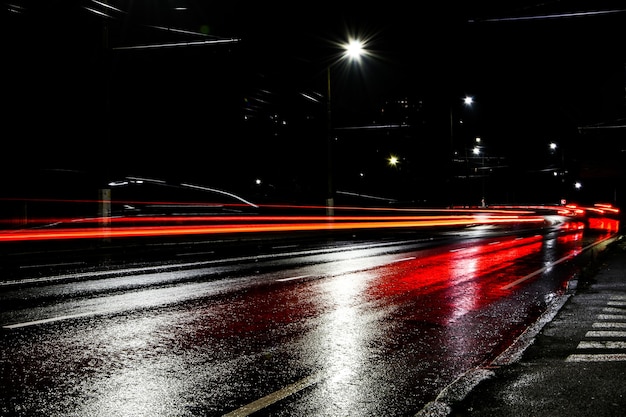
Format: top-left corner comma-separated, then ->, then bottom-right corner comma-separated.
325,39 -> 366,216
449,95 -> 474,206
473,137 -> 486,207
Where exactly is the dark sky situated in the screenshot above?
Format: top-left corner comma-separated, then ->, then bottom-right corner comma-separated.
4,0 -> 626,205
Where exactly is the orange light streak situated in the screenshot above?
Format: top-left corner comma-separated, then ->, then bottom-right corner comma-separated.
0,215 -> 547,242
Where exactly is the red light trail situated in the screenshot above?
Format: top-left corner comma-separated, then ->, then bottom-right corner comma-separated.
0,198 -> 618,242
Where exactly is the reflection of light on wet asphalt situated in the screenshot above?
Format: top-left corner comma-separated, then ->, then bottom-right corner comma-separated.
501,234 -> 616,290
0,249 -> 413,330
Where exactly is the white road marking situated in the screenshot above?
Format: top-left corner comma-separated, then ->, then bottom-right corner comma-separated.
585,330 -> 626,338
2,311 -> 110,329
603,307 -> 626,314
593,322 -> 626,328
276,275 -> 312,282
221,372 -> 324,417
577,341 -> 626,349
566,354 -> 626,362
388,256 -> 416,263
607,300 -> 626,307
598,314 -> 626,321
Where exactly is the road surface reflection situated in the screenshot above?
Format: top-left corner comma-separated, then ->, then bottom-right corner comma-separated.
1,229 -> 618,417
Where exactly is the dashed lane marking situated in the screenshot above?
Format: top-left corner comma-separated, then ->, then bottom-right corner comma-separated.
221,371 -> 324,417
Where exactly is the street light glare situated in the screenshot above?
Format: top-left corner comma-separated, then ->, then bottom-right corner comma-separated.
464,96 -> 474,105
344,39 -> 364,60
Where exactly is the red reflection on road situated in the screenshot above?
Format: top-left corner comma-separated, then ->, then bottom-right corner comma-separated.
366,234 -> 562,325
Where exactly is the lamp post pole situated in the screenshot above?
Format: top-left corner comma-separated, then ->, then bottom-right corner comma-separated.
325,39 -> 365,216
326,66 -> 334,216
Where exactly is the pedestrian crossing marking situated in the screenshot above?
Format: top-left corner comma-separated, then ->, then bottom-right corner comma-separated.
602,307 -> 626,314
607,301 -> 626,307
585,330 -> 626,338
566,353 -> 626,362
593,322 -> 626,328
597,314 -> 626,320
577,341 -> 626,349
565,297 -> 626,362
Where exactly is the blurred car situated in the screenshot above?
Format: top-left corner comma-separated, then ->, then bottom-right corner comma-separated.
107,176 -> 260,218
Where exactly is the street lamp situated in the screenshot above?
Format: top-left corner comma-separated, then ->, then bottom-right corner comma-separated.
450,95 -> 474,151
473,137 -> 486,207
449,95 -> 475,206
325,38 -> 367,215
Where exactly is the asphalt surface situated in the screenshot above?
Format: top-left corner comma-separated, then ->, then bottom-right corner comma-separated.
417,234 -> 626,417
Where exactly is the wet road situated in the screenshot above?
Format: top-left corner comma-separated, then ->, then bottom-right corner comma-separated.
0,228 -> 615,416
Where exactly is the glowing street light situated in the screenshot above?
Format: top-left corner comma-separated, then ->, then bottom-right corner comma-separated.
344,40 -> 364,60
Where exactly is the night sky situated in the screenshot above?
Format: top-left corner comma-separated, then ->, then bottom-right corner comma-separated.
4,1 -> 626,206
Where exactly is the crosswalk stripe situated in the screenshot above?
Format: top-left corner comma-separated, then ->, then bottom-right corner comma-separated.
607,301 -> 626,307
585,330 -> 626,338
577,341 -> 626,349
566,298 -> 626,363
597,314 -> 626,320
593,322 -> 626,328
566,353 -> 626,362
602,307 -> 626,314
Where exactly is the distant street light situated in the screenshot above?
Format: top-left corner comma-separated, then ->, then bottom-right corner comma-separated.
326,38 -> 367,215
388,155 -> 399,166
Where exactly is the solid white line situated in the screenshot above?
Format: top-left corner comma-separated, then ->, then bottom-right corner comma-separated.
577,341 -> 626,349
566,353 -> 626,362
276,275 -> 312,282
585,330 -> 626,338
221,372 -> 324,417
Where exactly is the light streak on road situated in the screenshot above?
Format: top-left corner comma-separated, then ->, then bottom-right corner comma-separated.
0,214 -> 546,242
0,196 -> 619,242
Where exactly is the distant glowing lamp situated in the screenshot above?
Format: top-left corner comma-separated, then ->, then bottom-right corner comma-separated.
388,155 -> 399,166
